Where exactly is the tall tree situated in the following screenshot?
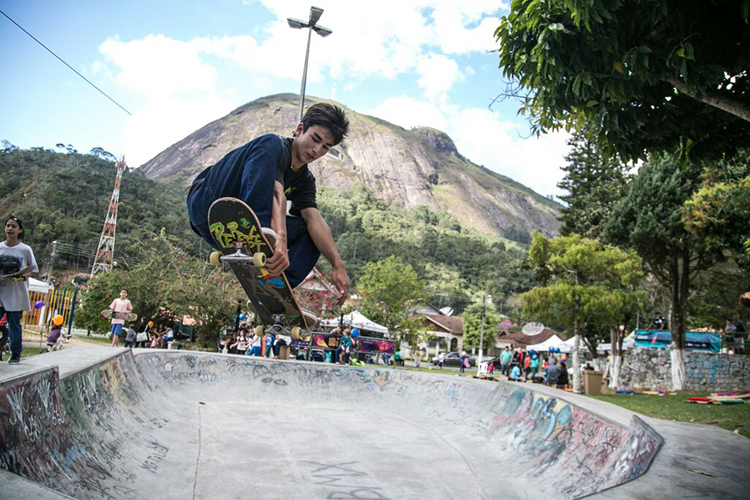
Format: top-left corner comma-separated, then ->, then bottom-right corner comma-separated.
605,153 -> 722,390
684,149 -> 750,271
523,233 -> 644,392
462,296 -> 500,355
557,129 -> 629,237
495,0 -> 750,161
358,256 -> 425,344
78,231 -> 242,347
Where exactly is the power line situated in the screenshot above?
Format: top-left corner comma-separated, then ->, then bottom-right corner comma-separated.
1,9 -> 204,170
1,9 -> 132,116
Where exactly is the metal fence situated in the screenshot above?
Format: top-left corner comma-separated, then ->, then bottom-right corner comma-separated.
22,287 -> 79,337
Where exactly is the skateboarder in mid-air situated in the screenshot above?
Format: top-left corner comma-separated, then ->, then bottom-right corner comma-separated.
187,103 -> 350,305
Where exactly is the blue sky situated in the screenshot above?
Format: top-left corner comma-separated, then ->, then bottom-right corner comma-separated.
1,0 -> 571,198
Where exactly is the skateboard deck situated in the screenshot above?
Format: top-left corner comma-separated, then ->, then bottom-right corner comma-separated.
0,265 -> 34,283
101,309 -> 138,322
207,197 -> 312,331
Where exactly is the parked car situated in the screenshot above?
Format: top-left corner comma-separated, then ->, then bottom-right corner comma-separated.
431,351 -> 476,367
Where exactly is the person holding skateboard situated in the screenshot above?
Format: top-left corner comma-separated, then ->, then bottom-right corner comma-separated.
108,289 -> 132,347
187,103 -> 350,305
0,216 -> 38,364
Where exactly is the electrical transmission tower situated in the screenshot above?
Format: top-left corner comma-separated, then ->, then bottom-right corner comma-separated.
91,157 -> 127,278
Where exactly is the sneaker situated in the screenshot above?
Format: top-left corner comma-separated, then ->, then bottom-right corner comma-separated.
8,353 -> 20,364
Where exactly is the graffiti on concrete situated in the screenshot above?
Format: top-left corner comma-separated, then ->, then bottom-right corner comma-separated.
0,351 -> 661,499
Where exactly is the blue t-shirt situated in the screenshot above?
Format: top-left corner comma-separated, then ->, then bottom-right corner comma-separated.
340,335 -> 352,349
511,365 -> 521,378
191,134 -> 317,216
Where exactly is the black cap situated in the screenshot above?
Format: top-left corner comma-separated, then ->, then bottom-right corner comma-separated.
5,215 -> 23,230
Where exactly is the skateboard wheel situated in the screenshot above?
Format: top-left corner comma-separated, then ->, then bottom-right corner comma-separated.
254,325 -> 265,336
291,327 -> 302,339
209,251 -> 222,266
252,252 -> 266,267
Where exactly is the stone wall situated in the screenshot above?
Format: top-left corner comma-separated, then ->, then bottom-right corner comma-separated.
618,347 -> 750,391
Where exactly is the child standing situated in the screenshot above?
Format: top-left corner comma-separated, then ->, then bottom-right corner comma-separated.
123,324 -> 137,348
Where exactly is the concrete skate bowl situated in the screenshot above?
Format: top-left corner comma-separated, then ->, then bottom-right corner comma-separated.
0,350 -> 662,499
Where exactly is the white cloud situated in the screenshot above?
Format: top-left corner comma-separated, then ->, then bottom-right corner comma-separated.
366,95 -> 448,131
416,53 -> 462,102
367,98 -> 570,198
96,2 -> 508,107
92,0 -> 572,197
99,35 -> 218,97
122,94 -> 233,168
255,0 -> 505,85
446,108 -> 571,198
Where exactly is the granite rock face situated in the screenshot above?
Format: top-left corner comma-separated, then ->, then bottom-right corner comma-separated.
140,94 -> 562,237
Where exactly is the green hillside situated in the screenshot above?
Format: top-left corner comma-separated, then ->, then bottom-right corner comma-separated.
0,147 -> 197,273
0,147 -> 535,314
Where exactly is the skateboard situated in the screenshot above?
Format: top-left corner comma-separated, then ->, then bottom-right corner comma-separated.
0,265 -> 34,283
207,197 -> 314,339
101,309 -> 138,322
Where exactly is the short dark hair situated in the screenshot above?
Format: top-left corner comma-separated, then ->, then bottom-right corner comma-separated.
301,103 -> 349,145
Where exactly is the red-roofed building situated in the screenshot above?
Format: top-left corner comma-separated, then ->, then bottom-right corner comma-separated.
420,314 -> 464,356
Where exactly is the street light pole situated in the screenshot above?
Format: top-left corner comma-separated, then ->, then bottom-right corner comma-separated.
287,6 -> 332,123
299,27 -> 313,123
478,294 -> 486,374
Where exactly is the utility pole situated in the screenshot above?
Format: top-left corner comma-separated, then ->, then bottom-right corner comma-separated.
477,294 -> 486,375
46,240 -> 57,284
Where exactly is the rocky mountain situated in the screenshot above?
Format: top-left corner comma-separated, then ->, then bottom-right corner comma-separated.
140,93 -> 562,237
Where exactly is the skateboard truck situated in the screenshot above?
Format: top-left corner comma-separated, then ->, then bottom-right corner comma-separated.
210,242 -> 266,267
253,315 -> 303,340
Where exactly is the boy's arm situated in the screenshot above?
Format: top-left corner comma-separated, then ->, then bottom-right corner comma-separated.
266,181 -> 290,275
300,207 -> 349,305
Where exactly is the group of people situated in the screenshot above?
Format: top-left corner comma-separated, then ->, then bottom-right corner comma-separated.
330,325 -> 354,364
221,324 -> 290,358
496,346 -> 541,380
105,289 -> 175,349
490,346 -> 578,389
724,314 -> 747,354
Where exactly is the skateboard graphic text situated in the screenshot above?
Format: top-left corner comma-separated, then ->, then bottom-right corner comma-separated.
209,219 -> 264,253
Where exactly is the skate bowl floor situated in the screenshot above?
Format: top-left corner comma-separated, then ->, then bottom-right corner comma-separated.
1,347 -> 748,499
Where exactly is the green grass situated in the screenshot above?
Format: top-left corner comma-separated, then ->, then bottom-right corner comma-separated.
20,347 -> 47,358
590,391 -> 750,438
74,335 -> 113,346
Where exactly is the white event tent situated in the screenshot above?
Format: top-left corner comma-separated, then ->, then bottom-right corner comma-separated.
320,311 -> 389,336
29,277 -> 50,294
526,334 -> 571,353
